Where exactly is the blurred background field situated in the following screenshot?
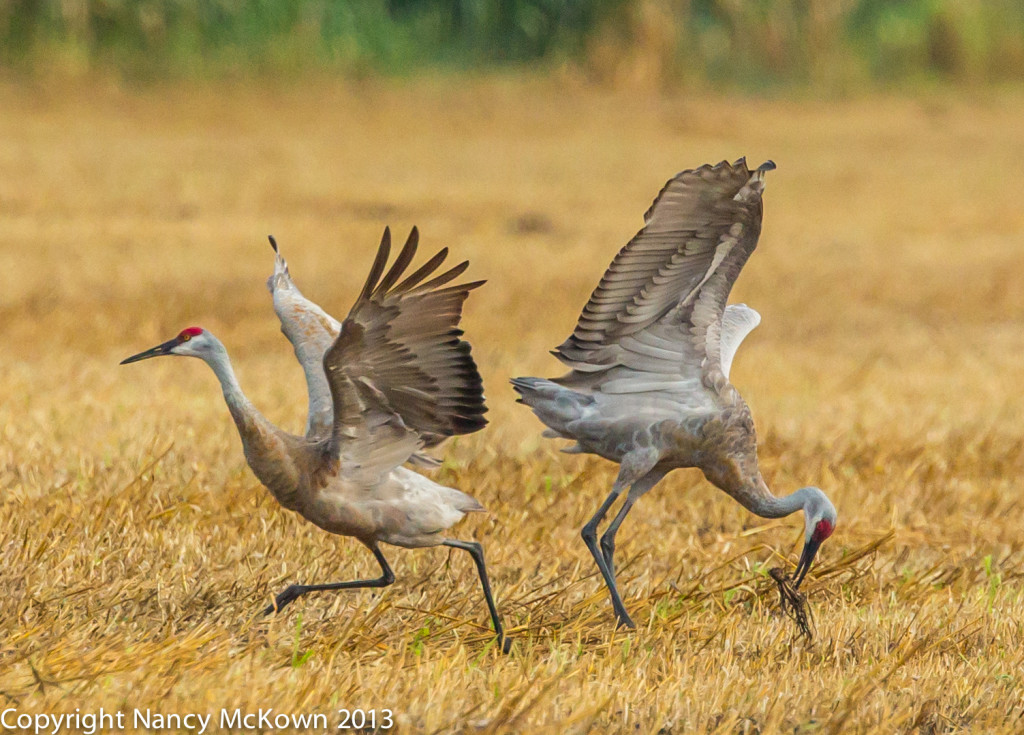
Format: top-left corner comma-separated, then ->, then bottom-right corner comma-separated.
3,2 -> 1024,734
4,0 -> 1024,90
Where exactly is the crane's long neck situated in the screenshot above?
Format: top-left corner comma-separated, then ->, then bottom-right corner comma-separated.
202,341 -> 299,507
744,476 -> 810,519
203,342 -> 264,432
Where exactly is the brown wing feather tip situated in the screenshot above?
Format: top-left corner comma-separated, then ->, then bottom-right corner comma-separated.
758,160 -> 777,172
374,228 -> 419,297
357,229 -> 392,303
395,248 -> 449,292
426,278 -> 485,297
408,261 -> 472,293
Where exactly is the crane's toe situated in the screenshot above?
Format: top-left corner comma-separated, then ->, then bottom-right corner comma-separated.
615,612 -> 637,630
262,584 -> 305,616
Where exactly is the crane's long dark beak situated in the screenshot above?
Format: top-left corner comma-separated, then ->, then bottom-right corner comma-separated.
793,536 -> 822,589
120,338 -> 178,364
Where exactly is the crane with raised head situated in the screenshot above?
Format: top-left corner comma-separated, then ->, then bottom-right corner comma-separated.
122,227 -> 509,652
512,159 -> 837,629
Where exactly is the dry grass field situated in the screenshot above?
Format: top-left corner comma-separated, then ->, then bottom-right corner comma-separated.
3,77 -> 1024,733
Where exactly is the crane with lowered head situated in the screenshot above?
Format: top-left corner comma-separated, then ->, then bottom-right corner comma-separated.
512,159 -> 837,629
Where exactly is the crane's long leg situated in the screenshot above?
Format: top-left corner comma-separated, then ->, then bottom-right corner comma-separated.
263,543 -> 395,616
582,453 -> 660,629
443,539 -> 510,654
581,485 -> 635,628
601,470 -> 666,579
600,495 -> 635,580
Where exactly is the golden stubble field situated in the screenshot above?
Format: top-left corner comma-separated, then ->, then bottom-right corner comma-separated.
2,77 -> 1024,733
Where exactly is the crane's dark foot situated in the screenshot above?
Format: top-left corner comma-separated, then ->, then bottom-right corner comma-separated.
499,634 -> 512,655
615,612 -> 637,630
262,584 -> 306,616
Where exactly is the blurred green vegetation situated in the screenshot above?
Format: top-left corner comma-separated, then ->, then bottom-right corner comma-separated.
2,0 -> 1023,89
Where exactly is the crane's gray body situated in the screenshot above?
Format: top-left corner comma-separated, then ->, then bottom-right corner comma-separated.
512,375 -> 758,503
220,391 -> 481,549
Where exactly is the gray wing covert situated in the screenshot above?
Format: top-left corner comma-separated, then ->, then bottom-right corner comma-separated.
320,347 -> 423,488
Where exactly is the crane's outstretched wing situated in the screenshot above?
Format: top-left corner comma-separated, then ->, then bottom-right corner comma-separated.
320,229 -> 487,475
267,236 -> 341,438
553,158 -> 772,393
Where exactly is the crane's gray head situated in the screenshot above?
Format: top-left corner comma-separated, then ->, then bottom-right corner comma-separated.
120,327 -> 216,364
794,486 -> 837,589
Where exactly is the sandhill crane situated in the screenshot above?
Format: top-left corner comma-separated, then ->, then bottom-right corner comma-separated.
512,159 -> 837,629
122,227 -> 509,651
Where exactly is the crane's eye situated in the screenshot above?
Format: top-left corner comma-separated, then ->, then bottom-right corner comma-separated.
180,333 -> 191,342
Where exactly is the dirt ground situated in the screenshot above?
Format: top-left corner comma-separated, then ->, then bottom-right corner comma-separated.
2,77 -> 1024,732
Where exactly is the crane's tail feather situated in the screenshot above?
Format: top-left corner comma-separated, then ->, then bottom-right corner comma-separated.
445,486 -> 485,514
511,377 -> 591,440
